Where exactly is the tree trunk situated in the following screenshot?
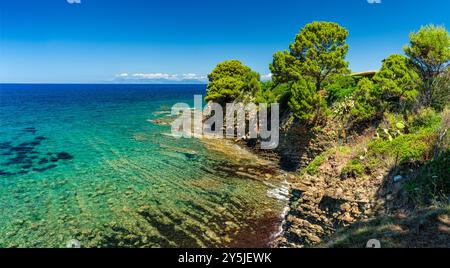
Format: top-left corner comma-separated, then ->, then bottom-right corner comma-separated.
315,79 -> 321,93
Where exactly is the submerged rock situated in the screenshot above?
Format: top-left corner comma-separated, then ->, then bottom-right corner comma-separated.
57,152 -> 74,160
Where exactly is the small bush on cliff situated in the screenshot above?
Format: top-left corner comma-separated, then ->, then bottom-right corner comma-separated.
405,150 -> 450,205
409,108 -> 442,133
341,158 -> 365,179
368,114 -> 440,164
338,108 -> 444,187
305,154 -> 326,175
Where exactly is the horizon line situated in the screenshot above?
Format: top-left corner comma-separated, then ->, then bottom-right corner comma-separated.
0,82 -> 209,85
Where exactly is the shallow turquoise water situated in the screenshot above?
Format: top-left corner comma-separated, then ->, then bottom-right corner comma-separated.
0,84 -> 284,248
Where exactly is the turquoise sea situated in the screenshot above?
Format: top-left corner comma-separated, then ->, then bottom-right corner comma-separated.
0,84 -> 286,248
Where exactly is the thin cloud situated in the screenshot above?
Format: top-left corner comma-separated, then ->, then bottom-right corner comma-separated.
116,72 -> 270,83
115,72 -> 208,83
260,73 -> 272,81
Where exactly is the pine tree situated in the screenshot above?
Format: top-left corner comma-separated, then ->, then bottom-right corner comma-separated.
288,78 -> 326,122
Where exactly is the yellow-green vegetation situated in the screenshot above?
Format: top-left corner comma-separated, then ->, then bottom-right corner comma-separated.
304,145 -> 353,176
304,154 -> 326,176
340,158 -> 365,179
369,110 -> 441,162
338,108 -> 446,186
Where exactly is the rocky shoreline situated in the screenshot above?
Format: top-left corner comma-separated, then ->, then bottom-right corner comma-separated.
149,108 -> 408,248
225,123 -> 397,248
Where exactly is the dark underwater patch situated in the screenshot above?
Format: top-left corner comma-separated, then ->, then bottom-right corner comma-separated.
23,127 -> 37,135
21,164 -> 33,169
38,158 -> 49,165
10,146 -> 34,153
29,141 -> 41,146
0,169 -> 15,176
182,152 -> 198,160
33,164 -> 57,172
47,152 -> 74,162
0,142 -> 12,150
5,155 -> 33,166
0,132 -> 73,176
57,152 -> 73,160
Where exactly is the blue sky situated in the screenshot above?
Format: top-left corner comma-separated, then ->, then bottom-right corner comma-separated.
0,0 -> 449,83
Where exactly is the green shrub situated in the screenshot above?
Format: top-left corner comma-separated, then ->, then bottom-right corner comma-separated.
391,134 -> 431,162
272,82 -> 292,107
364,157 -> 382,173
368,108 -> 441,164
305,154 -> 326,175
409,108 -> 442,133
255,81 -> 277,104
405,150 -> 450,205
376,113 -> 407,141
369,131 -> 434,164
331,96 -> 355,121
341,158 -> 365,178
325,75 -> 357,104
255,81 -> 292,107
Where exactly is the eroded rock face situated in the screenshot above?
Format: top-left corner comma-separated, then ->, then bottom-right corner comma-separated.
202,110 -> 380,247
275,144 -> 390,248
277,178 -> 376,247
271,112 -> 335,171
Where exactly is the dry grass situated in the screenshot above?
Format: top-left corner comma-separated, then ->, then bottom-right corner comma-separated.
318,205 -> 450,248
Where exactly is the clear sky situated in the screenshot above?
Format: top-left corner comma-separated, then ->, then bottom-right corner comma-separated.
0,0 -> 449,83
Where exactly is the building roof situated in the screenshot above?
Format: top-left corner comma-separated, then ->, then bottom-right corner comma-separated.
351,70 -> 379,77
